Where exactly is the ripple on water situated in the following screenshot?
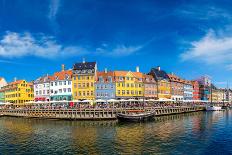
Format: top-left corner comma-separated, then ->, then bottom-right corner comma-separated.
0,111 -> 232,154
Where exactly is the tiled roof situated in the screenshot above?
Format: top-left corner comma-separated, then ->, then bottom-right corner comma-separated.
143,74 -> 156,83
52,70 -> 72,81
114,71 -> 143,78
73,62 -> 96,70
96,71 -> 115,82
8,80 -> 24,85
167,74 -> 184,83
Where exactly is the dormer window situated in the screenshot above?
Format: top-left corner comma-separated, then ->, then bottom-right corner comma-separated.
108,76 -> 112,82
65,74 -> 69,80
55,76 -> 59,80
99,76 -> 103,82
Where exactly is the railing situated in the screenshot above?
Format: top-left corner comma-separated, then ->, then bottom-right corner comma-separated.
0,106 -> 205,120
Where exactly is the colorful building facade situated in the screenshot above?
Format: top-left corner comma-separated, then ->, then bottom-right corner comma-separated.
72,61 -> 97,100
2,80 -> 34,104
191,80 -> 201,100
197,76 -> 211,101
143,74 -> 157,99
114,69 -> 144,99
183,80 -> 193,100
0,77 -> 7,89
34,75 -> 52,101
95,71 -> 116,100
148,67 -> 171,99
167,73 -> 184,101
50,69 -> 72,101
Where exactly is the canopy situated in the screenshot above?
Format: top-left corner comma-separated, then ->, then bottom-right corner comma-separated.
0,102 -> 13,105
95,99 -> 106,103
127,99 -> 137,102
119,99 -> 128,102
107,99 -> 119,102
81,99 -> 92,103
72,100 -> 81,103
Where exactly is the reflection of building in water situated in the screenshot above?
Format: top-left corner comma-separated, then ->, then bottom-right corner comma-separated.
2,118 -> 34,144
115,125 -> 145,154
71,126 -> 99,154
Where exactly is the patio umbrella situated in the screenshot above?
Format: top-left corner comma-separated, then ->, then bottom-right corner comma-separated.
107,99 -> 119,102
95,99 -> 106,103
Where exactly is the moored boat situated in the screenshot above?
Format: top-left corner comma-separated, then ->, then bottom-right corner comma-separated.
117,111 -> 155,122
206,105 -> 222,111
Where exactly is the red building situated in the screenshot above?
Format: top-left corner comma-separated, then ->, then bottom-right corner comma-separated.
191,80 -> 200,100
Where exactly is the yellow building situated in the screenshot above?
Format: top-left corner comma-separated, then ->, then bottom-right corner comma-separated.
72,61 -> 97,100
114,69 -> 144,99
148,66 -> 171,99
1,80 -> 34,104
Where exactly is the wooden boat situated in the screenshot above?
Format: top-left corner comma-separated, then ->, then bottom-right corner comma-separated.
117,110 -> 155,122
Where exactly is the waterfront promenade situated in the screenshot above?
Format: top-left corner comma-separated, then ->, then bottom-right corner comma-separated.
0,106 -> 205,120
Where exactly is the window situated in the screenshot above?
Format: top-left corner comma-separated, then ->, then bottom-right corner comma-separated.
63,81 -> 66,85
59,81 -> 62,85
68,88 -> 71,92
68,81 -> 71,85
51,82 -> 53,86
127,90 -> 129,95
99,77 -> 103,82
78,76 -> 81,80
63,88 -> 66,93
122,90 -> 125,95
59,89 -> 62,93
108,76 -> 112,82
118,90 -> 120,94
55,82 -> 57,86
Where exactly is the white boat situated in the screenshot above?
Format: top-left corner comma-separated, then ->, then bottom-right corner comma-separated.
206,105 -> 222,111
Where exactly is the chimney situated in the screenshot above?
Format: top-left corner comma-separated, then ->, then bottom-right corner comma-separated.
14,77 -> 17,82
136,66 -> 140,72
157,66 -> 161,71
62,64 -> 65,71
104,68 -> 107,73
83,58 -> 85,63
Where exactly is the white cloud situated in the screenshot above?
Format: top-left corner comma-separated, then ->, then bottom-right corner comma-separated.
175,5 -> 232,21
180,30 -> 232,65
48,0 -> 60,20
95,44 -> 142,57
0,32 -> 88,58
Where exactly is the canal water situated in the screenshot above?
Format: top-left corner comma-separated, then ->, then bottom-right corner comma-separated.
0,111 -> 232,155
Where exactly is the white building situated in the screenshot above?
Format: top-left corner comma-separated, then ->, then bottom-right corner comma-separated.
34,75 -> 52,101
50,65 -> 72,101
0,77 -> 7,89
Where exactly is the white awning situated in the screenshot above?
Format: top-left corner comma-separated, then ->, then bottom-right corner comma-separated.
95,99 -> 106,102
107,99 -> 119,102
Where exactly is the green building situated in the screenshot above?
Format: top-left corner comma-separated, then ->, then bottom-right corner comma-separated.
0,90 -> 5,103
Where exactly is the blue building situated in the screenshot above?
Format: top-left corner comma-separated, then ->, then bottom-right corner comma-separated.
183,80 -> 193,100
95,70 -> 116,100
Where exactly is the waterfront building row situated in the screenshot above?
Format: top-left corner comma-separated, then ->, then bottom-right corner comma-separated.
0,60 -> 231,104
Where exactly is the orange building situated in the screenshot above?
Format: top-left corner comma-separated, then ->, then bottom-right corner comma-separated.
167,73 -> 184,101
143,74 -> 158,99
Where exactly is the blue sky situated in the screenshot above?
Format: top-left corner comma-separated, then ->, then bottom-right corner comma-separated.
0,0 -> 232,88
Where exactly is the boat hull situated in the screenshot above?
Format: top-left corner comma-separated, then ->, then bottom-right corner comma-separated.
117,112 -> 155,122
206,106 -> 222,111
